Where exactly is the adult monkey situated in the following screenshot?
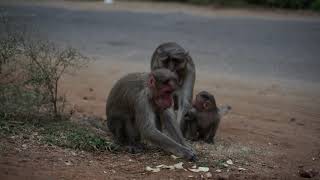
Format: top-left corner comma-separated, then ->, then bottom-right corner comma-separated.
151,42 -> 195,127
106,68 -> 196,161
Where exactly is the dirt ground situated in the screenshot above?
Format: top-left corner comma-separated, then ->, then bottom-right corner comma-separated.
1,0 -> 320,179
1,59 -> 320,179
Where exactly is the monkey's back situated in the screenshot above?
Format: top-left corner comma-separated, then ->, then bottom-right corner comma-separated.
106,72 -> 148,116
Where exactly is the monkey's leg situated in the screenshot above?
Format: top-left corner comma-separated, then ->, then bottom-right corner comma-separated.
107,113 -> 126,145
107,114 -> 143,153
204,121 -> 220,144
125,118 -> 144,153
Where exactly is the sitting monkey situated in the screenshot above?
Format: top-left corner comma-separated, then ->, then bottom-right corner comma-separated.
106,68 -> 196,160
181,91 -> 231,143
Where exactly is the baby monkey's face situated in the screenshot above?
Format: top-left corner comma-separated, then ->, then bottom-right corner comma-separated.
193,91 -> 217,112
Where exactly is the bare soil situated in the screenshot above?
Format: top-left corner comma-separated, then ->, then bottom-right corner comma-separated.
1,60 -> 320,179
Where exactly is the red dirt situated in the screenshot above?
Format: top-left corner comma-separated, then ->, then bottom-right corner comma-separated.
1,60 -> 320,179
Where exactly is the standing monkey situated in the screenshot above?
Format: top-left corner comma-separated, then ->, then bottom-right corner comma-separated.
106,68 -> 196,161
151,42 -> 195,127
181,91 -> 231,143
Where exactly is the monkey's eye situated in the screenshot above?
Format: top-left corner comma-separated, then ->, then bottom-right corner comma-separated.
163,79 -> 170,85
175,58 -> 185,64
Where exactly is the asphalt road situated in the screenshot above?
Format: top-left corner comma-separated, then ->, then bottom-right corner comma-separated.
1,3 -> 320,83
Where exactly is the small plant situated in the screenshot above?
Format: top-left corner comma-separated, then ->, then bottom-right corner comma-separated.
0,12 -> 24,76
0,11 -> 89,120
22,39 -> 89,118
0,12 -> 23,77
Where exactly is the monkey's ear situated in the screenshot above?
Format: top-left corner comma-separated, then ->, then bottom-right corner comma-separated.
148,74 -> 156,88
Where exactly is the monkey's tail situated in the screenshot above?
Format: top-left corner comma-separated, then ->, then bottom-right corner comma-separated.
218,105 -> 232,116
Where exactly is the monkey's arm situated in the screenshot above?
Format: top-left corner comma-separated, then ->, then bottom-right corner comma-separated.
135,99 -> 196,161
176,65 -> 196,125
160,108 -> 191,147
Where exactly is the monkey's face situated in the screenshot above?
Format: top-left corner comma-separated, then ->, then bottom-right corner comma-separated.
193,91 -> 217,112
158,55 -> 187,85
148,69 -> 178,111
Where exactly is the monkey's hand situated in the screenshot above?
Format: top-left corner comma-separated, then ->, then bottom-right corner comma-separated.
178,146 -> 197,162
184,108 -> 197,120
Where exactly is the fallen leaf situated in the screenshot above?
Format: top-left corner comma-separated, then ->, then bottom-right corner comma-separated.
173,162 -> 184,169
199,167 -> 209,172
156,164 -> 174,170
146,166 -> 160,173
189,166 -> 209,172
226,159 -> 233,165
238,167 -> 246,171
65,161 -> 73,166
171,155 -> 179,159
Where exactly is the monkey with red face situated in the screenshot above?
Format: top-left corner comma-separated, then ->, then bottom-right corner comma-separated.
106,68 -> 196,161
181,91 -> 231,144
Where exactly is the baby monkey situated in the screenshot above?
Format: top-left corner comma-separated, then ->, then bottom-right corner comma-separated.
181,91 -> 231,143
